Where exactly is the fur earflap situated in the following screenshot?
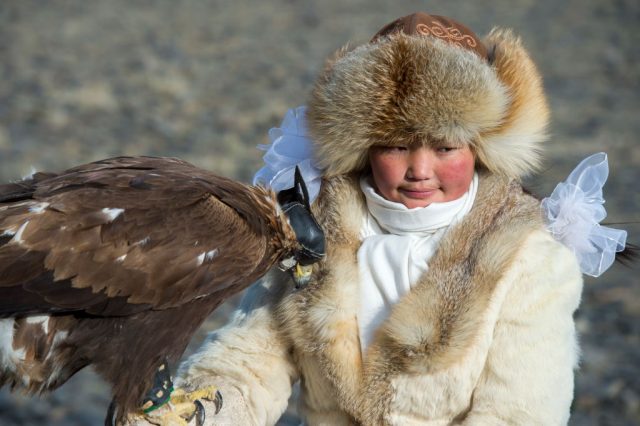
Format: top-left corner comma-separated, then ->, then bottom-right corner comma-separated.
307,29 -> 549,180
477,28 -> 549,178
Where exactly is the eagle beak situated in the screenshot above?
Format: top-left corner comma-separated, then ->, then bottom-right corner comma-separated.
293,263 -> 314,288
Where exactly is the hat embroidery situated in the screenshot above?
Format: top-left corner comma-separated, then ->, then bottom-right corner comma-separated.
416,21 -> 477,49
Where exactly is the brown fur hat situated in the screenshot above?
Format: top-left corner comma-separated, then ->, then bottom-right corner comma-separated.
306,12 -> 549,180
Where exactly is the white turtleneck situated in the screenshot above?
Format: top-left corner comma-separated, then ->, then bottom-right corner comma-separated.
357,173 -> 479,353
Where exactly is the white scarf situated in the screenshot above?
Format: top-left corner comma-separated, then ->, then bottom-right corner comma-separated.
357,173 -> 478,353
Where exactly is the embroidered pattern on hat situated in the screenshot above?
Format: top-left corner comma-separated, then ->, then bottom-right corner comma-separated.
416,21 -> 477,49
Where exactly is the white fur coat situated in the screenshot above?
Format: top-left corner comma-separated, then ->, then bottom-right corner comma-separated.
177,173 -> 583,425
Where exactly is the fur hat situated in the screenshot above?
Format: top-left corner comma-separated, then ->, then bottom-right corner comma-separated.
306,12 -> 549,180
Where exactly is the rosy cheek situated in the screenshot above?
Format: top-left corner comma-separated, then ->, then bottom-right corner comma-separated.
373,153 -> 415,202
373,158 -> 402,182
442,158 -> 472,178
438,156 -> 475,192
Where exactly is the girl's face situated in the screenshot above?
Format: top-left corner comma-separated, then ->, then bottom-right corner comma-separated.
369,143 -> 475,209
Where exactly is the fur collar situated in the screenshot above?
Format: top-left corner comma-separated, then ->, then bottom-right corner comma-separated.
275,172 -> 542,423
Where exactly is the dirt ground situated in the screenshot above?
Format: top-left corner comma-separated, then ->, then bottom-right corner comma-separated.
0,1 -> 638,425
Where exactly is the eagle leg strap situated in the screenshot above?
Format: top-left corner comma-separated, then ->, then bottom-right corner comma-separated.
140,386 -> 221,426
141,360 -> 174,413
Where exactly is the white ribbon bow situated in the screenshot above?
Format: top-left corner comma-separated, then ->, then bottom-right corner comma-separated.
541,153 -> 627,277
252,106 -> 323,203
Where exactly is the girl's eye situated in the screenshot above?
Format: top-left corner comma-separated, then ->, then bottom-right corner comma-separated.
437,147 -> 456,153
390,146 -> 408,152
375,146 -> 407,154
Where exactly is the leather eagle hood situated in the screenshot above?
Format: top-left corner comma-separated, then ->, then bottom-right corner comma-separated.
306,13 -> 550,181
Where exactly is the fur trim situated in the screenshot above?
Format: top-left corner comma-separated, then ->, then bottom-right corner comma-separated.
478,28 -> 549,178
276,175 -> 366,417
275,173 -> 544,423
307,30 -> 549,180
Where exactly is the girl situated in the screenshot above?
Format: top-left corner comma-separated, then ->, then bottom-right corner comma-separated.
139,12 -> 628,426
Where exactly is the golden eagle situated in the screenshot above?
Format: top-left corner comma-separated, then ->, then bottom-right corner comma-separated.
0,156 -> 324,424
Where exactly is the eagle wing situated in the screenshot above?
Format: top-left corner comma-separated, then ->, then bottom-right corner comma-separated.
0,156 -> 277,316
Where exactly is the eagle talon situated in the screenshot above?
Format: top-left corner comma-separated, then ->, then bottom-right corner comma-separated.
196,400 -> 206,426
137,385 -> 222,425
187,400 -> 206,426
213,390 -> 223,414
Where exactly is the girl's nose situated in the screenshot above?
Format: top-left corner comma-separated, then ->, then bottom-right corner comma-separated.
406,147 -> 435,180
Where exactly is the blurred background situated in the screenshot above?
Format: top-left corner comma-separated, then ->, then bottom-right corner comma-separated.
0,0 -> 638,424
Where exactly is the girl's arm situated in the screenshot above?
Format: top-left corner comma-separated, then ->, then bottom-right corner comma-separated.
462,231 -> 583,425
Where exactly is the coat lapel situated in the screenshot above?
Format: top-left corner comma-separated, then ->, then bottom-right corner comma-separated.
276,175 -> 367,414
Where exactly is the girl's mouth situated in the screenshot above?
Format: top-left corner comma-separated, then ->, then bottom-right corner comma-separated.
400,188 -> 437,199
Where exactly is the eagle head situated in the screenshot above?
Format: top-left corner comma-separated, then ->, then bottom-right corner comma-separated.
277,167 -> 325,287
